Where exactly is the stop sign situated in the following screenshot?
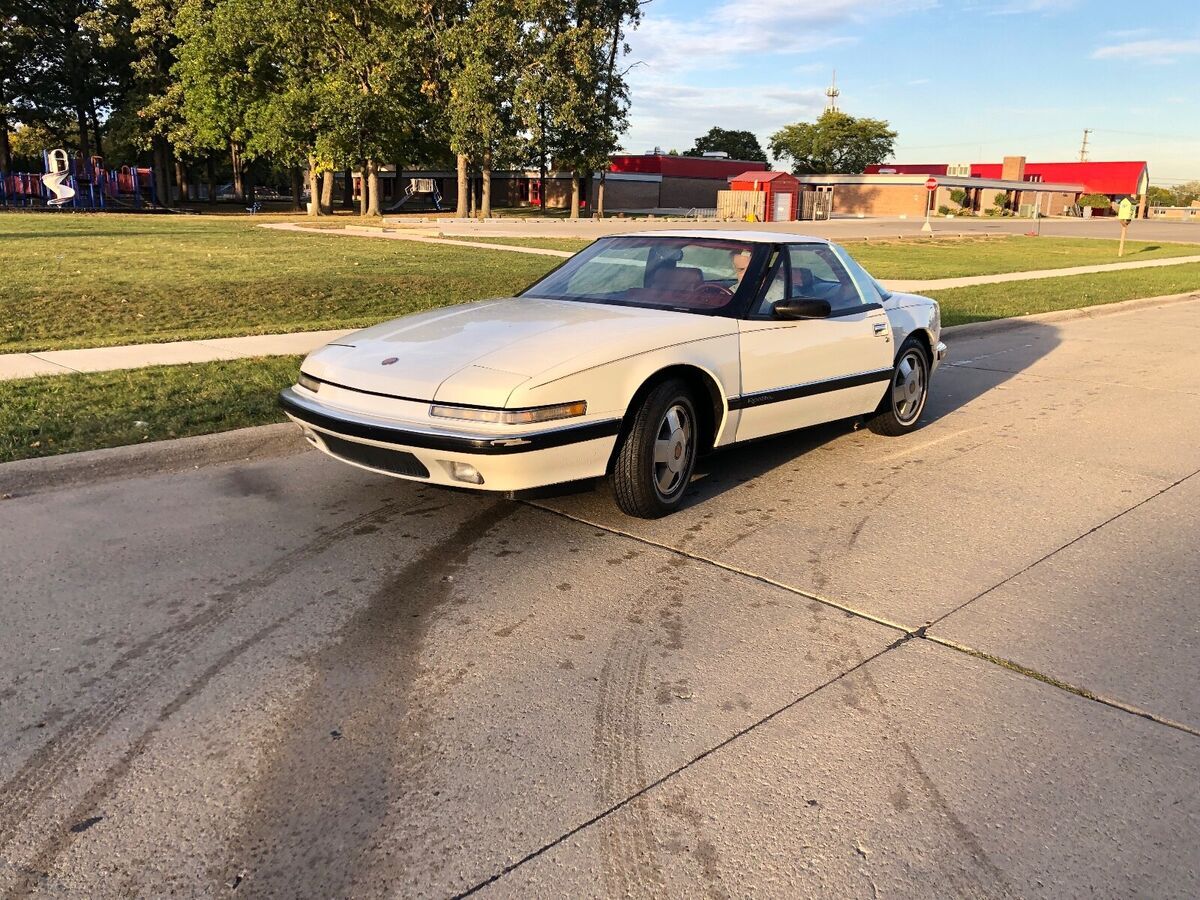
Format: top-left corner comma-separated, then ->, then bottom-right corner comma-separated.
925,177 -> 938,191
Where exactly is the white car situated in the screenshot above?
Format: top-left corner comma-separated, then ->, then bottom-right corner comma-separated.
281,230 -> 946,518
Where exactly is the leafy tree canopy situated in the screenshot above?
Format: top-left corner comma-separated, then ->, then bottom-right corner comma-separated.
687,127 -> 766,163
769,110 -> 896,175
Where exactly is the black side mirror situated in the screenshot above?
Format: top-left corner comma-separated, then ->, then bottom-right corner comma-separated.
774,297 -> 832,319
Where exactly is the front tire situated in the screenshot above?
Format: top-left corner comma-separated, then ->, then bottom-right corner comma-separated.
612,379 -> 698,518
867,339 -> 930,436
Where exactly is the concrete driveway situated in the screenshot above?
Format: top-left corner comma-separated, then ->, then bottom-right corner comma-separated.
2,299 -> 1198,898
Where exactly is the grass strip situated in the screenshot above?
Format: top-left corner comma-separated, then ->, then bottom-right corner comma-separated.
931,263 -> 1200,326
0,355 -> 300,463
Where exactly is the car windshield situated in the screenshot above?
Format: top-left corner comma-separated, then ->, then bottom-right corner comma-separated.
520,236 -> 757,314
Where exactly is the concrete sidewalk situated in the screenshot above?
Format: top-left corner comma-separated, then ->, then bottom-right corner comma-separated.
890,253 -> 1200,292
1,329 -> 353,380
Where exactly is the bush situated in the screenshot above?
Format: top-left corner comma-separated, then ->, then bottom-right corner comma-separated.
937,205 -> 951,216
949,188 -> 968,208
1078,193 -> 1112,209
992,193 -> 1010,210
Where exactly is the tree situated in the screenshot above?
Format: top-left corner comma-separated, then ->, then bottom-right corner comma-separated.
1171,180 -> 1200,206
446,0 -> 522,218
687,127 -> 766,162
769,110 -> 896,175
539,0 -> 642,219
1145,185 -> 1175,208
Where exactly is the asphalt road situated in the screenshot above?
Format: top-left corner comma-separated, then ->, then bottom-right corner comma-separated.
2,299 -> 1199,898
431,215 -> 1200,245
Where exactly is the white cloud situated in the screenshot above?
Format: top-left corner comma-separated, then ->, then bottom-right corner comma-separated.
622,81 -> 826,159
626,0 -> 931,75
622,0 -> 932,158
1090,38 -> 1200,63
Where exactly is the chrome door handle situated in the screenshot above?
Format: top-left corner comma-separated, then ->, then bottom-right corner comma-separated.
873,322 -> 888,334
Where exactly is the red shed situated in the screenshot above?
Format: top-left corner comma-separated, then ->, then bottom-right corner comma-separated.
729,170 -> 801,222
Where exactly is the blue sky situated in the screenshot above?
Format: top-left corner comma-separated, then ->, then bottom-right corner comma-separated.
621,0 -> 1200,184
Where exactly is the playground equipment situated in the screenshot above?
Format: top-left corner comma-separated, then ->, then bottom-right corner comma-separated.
42,149 -> 76,206
387,176 -> 444,212
0,148 -> 160,210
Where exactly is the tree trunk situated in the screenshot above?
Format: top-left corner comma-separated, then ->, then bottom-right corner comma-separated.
0,112 -> 11,172
90,102 -> 103,158
175,157 -> 190,202
358,162 -> 369,216
152,137 -> 171,206
570,171 -> 580,219
538,102 -> 547,215
307,158 -> 322,217
481,153 -> 492,219
319,170 -> 334,214
75,105 -> 92,163
289,167 -> 304,211
229,141 -> 245,202
245,162 -> 256,206
206,155 -> 217,203
455,153 -> 468,217
341,167 -> 353,209
366,158 -> 381,217
597,172 -> 605,218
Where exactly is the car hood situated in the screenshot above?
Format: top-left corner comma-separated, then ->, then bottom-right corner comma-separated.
302,297 -> 736,406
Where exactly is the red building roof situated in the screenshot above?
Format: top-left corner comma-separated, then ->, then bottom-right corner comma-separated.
610,154 -> 768,180
864,161 -> 1147,195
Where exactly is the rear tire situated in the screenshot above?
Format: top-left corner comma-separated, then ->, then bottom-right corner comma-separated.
867,339 -> 930,436
612,379 -> 698,518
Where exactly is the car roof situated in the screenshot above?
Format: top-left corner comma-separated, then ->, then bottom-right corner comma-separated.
608,229 -> 831,245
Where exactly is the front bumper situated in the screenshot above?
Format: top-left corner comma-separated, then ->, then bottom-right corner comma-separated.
279,387 -> 621,491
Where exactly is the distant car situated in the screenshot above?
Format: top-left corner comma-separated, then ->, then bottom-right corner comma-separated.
281,231 -> 947,517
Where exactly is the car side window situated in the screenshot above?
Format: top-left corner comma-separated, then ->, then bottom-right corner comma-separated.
831,244 -> 884,305
749,250 -> 788,317
787,244 -> 863,311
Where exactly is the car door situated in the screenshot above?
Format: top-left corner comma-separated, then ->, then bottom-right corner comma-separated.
734,243 -> 894,442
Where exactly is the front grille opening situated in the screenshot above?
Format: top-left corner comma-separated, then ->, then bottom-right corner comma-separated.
320,433 -> 430,478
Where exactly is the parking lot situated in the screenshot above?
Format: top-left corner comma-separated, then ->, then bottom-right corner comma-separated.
2,298 -> 1198,897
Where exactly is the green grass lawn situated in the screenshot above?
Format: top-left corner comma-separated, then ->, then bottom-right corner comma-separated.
4,213 -> 1197,353
930,262 -> 1200,327
0,213 -> 558,352
0,355 -> 299,463
851,235 -> 1198,280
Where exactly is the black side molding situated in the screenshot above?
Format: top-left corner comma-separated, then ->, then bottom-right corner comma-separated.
280,391 -> 620,455
728,368 -> 892,411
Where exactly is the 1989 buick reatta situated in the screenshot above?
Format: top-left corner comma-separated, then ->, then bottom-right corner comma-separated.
281,231 -> 946,518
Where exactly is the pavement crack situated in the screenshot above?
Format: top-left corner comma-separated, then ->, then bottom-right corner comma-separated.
451,640 -> 903,898
926,464 -> 1200,630
523,498 -> 1200,743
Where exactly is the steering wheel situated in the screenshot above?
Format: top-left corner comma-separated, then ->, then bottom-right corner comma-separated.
695,283 -> 733,306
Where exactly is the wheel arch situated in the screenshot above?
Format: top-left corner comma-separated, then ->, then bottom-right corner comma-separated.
901,326 -> 934,363
609,364 -> 728,471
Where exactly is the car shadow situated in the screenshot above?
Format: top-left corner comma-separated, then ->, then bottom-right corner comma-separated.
668,320 -> 1063,510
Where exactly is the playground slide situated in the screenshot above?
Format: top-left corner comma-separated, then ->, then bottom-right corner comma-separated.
42,171 -> 76,207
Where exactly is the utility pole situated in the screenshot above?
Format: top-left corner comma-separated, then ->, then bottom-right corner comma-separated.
1078,129 -> 1092,162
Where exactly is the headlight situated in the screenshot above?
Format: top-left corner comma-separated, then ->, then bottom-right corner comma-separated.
298,372 -> 321,393
430,400 -> 587,425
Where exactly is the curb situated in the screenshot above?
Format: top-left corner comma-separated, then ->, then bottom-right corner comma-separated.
942,290 -> 1198,338
2,290 -> 1196,496
0,423 -> 308,498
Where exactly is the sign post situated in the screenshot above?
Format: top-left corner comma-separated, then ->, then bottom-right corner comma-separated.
1117,196 -> 1135,257
922,177 -> 937,233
